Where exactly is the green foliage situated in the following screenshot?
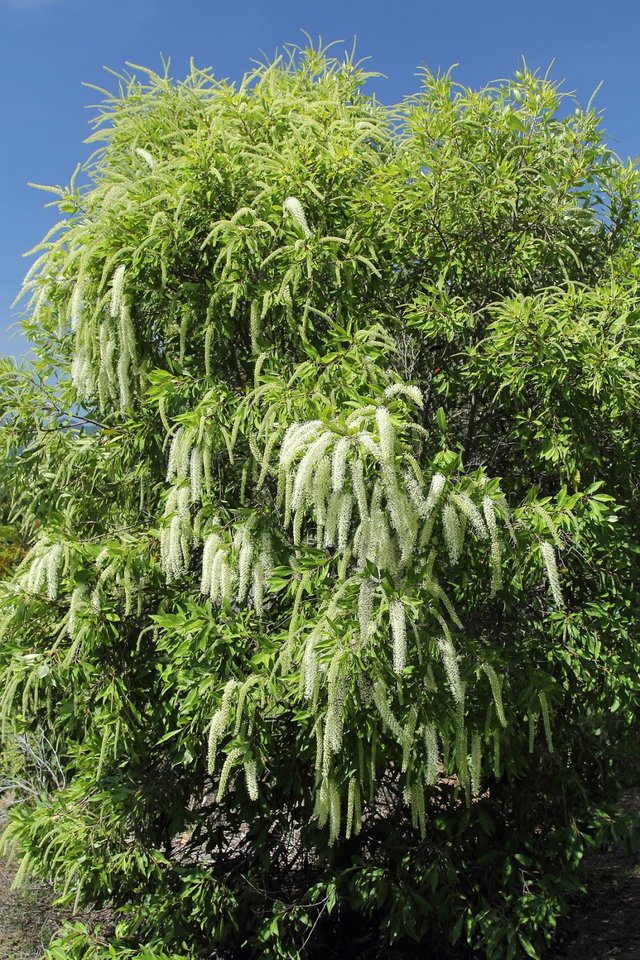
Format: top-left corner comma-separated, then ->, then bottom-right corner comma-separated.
0,42 -> 639,959
44,922 -> 190,960
0,497 -> 23,578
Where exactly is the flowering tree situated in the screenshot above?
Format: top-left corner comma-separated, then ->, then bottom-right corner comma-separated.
0,44 -> 639,960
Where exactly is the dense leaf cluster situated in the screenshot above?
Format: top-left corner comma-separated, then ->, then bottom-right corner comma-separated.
0,43 -> 639,960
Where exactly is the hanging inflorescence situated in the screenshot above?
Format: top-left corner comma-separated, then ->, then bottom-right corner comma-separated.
69,264 -> 140,414
200,519 -> 274,614
276,400 -> 506,586
18,542 -> 66,601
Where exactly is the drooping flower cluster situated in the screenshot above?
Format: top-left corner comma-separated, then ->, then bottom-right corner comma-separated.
20,542 -> 65,600
276,403 -> 507,597
283,196 -> 312,237
166,427 -> 211,505
539,540 -> 564,608
70,264 -> 139,413
160,486 -> 193,582
277,404 -> 452,574
200,520 -> 274,614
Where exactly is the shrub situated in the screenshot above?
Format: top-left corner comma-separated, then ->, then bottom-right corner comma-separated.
0,42 -> 638,959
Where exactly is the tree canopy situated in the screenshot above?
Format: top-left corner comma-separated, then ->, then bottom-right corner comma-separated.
0,43 -> 639,960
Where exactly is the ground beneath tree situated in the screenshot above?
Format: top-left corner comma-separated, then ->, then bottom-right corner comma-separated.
549,785 -> 640,960
0,791 -> 639,959
0,794 -> 111,960
0,796 -> 60,960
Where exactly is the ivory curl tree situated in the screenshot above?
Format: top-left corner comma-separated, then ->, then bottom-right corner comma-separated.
0,44 -> 639,960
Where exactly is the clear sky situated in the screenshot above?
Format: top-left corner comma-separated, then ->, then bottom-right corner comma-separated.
1,0 -> 638,358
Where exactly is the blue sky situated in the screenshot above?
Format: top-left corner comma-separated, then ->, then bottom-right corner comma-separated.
1,0 -> 638,358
